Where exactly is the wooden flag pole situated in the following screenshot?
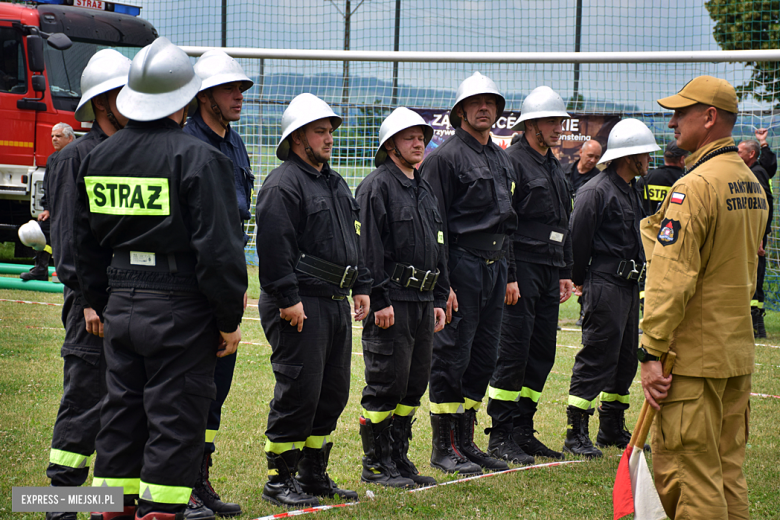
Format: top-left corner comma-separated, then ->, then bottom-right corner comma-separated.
632,351 -> 676,449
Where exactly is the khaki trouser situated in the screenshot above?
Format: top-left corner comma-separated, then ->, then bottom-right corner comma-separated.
651,374 -> 751,520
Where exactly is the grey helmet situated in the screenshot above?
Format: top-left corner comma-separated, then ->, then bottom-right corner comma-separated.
75,49 -> 132,122
375,107 -> 433,167
450,72 -> 505,128
116,37 -> 201,122
194,50 -> 253,92
598,119 -> 661,165
512,86 -> 570,131
276,93 -> 342,161
18,220 -> 46,251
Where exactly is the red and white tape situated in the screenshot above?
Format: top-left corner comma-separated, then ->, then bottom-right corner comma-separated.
751,392 -> 780,399
0,298 -> 61,307
253,460 -> 581,520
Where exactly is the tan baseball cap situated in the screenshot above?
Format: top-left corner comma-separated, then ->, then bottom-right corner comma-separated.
657,75 -> 738,113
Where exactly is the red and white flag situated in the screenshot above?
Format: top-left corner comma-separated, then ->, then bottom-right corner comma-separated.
613,444 -> 666,519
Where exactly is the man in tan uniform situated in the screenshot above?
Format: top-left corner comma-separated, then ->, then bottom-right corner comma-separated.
640,76 -> 767,520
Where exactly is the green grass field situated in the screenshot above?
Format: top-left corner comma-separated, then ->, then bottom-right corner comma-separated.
1,258 -> 779,519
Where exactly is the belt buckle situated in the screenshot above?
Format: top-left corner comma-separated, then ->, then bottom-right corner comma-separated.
405,265 -> 418,288
637,263 -> 646,283
618,259 -> 639,280
419,270 -> 432,292
339,265 -> 353,288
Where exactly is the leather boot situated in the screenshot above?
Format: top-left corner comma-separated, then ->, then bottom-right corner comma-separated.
20,250 -> 50,281
563,406 -> 602,458
297,442 -> 358,500
90,494 -> 137,520
262,450 -> 319,508
48,513 -> 77,520
135,513 -> 183,520
391,414 -> 437,486
429,413 -> 482,475
182,493 -> 214,520
359,416 -> 414,488
136,499 -> 186,520
513,417 -> 563,460
595,407 -> 632,449
192,452 -> 241,517
486,425 -> 534,465
752,307 -> 767,339
457,409 -> 509,471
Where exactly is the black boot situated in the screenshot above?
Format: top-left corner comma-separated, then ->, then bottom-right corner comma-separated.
297,442 -> 358,500
182,493 -> 214,520
47,513 -> 77,520
136,499 -> 186,520
563,406 -> 602,458
390,414 -> 437,487
513,419 -> 563,460
90,494 -> 137,520
359,416 -> 415,488
595,407 -> 632,449
192,452 -> 241,517
486,425 -> 534,465
752,307 -> 767,339
20,250 -> 50,281
429,413 -> 482,475
457,409 -> 509,471
262,450 -> 320,508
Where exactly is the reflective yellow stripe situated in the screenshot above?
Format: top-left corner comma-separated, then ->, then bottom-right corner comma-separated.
757,301 -> 764,309
50,448 -> 91,469
304,435 -> 329,449
267,468 -> 278,476
519,386 -> 542,403
43,245 -> 53,254
93,477 -> 140,495
568,395 -> 596,410
429,402 -> 465,414
264,440 -> 303,454
139,481 -> 190,505
488,385 -> 520,402
751,299 -> 762,308
463,398 -> 481,411
599,392 -> 630,404
85,176 -> 170,216
646,185 -> 670,202
205,429 -> 217,443
0,140 -> 34,148
362,409 -> 393,423
393,404 -> 417,417
639,291 -> 645,300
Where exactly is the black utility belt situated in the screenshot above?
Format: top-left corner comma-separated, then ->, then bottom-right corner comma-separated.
452,232 -> 505,251
296,253 -> 357,289
111,249 -> 197,275
589,256 -> 645,283
389,263 -> 440,292
516,220 -> 567,245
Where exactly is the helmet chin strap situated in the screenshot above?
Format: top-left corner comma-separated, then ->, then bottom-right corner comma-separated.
528,121 -> 545,148
206,90 -> 229,130
99,93 -> 125,132
391,137 -> 416,170
296,129 -> 319,165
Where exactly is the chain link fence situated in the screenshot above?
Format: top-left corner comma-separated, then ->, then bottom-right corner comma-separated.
126,0 -> 780,306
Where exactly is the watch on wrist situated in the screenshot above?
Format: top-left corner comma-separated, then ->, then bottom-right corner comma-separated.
637,346 -> 660,363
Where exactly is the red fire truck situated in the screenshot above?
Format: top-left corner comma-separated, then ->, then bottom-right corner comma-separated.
0,0 -> 157,256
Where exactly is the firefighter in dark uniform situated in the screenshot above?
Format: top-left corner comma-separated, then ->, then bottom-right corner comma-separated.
183,49 -> 254,518
566,139 -> 603,199
356,107 -> 448,488
564,119 -> 660,458
487,86 -> 574,464
737,138 -> 774,337
421,72 -> 517,474
636,140 -> 688,216
255,93 -> 371,507
75,38 -> 247,520
756,127 -> 777,177
41,49 -> 131,520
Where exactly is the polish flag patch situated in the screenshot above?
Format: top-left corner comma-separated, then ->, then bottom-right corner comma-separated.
670,192 -> 685,205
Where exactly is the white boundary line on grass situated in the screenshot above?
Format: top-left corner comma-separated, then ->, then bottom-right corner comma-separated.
253,460 -> 582,520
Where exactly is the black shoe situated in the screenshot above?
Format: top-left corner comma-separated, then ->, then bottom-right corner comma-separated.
391,414 -> 437,487
429,413 -> 482,475
20,250 -> 50,281
563,406 -> 602,459
89,494 -> 137,520
182,493 -> 214,520
193,452 -> 241,517
359,415 -> 415,488
262,450 -> 320,508
595,407 -> 631,449
513,425 -> 564,460
487,426 -> 534,465
752,307 -> 767,339
457,409 -> 509,471
297,442 -> 358,500
47,513 -> 78,520
575,310 -> 584,327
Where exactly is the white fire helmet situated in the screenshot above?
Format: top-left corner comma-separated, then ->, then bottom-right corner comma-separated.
74,49 -> 132,122
194,50 -> 253,92
276,93 -> 342,161
18,220 -> 46,251
375,107 -> 433,167
512,86 -> 570,131
598,118 -> 661,165
450,72 -> 505,128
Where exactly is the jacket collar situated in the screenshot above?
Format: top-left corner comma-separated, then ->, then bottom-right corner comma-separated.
685,136 -> 736,169
189,110 -> 233,146
519,134 -> 553,165
382,160 -> 418,188
455,127 -> 488,154
289,150 -> 331,178
604,163 -> 633,193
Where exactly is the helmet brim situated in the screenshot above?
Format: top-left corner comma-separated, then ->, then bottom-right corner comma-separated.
276,115 -> 343,161
598,143 -> 662,165
75,77 -> 128,122
116,73 -> 202,122
374,124 -> 433,167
